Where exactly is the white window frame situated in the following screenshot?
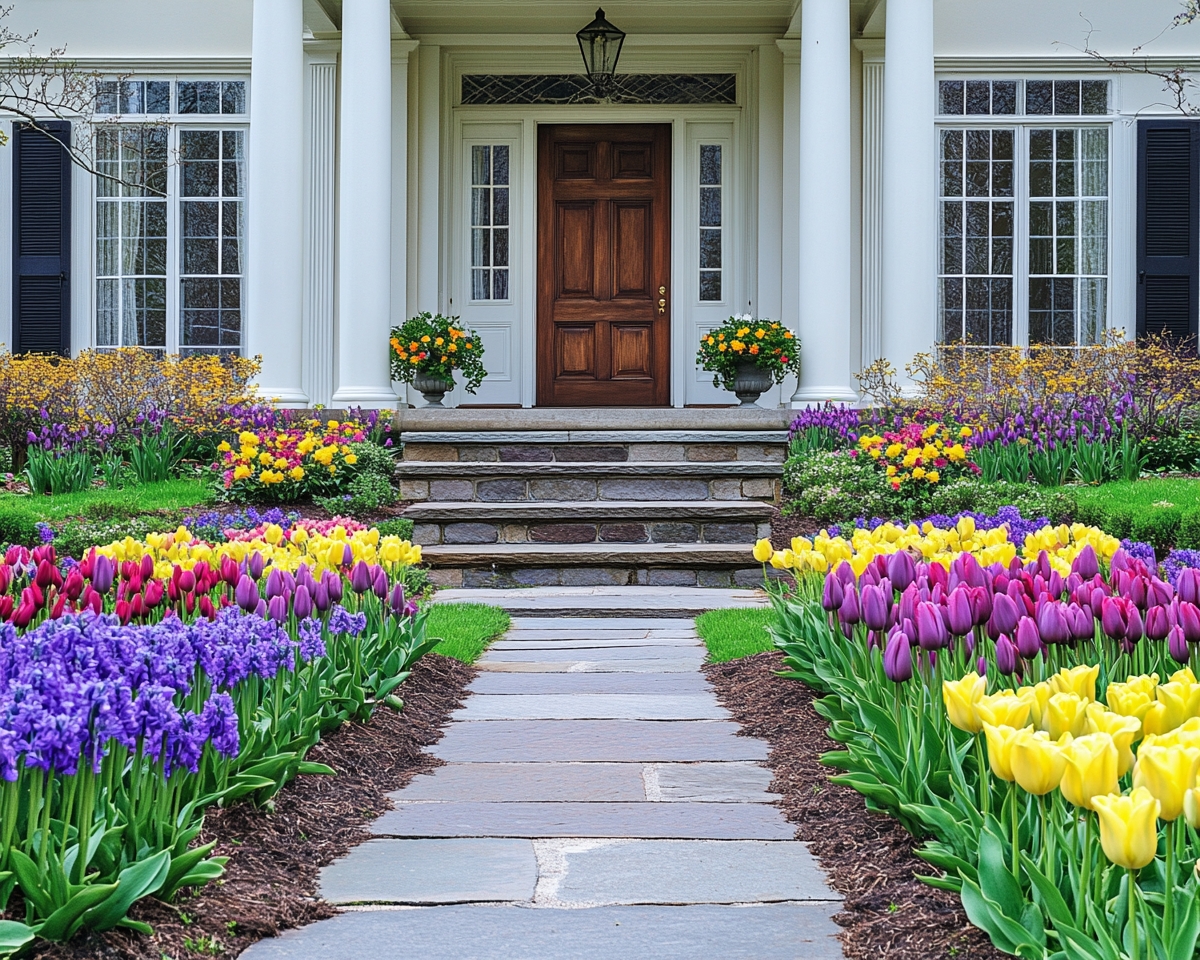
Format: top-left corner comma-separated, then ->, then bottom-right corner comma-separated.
86,76 -> 249,355
935,81 -> 1113,349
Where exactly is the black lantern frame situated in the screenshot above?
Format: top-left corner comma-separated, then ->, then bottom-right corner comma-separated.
576,8 -> 626,98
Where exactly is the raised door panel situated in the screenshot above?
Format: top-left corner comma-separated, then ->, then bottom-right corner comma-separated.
556,324 -> 596,377
556,202 -> 595,298
611,324 -> 652,379
612,143 -> 653,180
556,143 -> 596,180
612,202 -> 651,299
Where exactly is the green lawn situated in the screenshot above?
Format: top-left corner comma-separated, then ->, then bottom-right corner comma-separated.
1071,476 -> 1200,512
695,607 -> 776,663
426,602 -> 511,663
0,478 -> 212,522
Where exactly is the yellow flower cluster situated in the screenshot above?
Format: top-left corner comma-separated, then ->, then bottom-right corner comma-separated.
95,525 -> 422,579
752,517 -> 1120,578
945,666 -> 1200,870
855,422 -> 972,488
220,419 -> 363,499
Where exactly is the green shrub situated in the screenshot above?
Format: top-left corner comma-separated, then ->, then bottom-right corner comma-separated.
1129,508 -> 1183,555
927,478 -> 1077,524
1142,431 -> 1200,472
0,504 -> 40,546
316,472 -> 394,518
375,517 -> 414,541
350,441 -> 397,481
49,515 -> 170,559
1180,510 -> 1200,549
783,450 -> 896,523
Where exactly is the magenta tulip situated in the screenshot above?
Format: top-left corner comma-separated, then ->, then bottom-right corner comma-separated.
861,584 -> 889,631
887,551 -> 916,594
1126,606 -> 1145,643
1145,604 -> 1172,641
1016,617 -> 1042,658
1177,568 -> 1200,606
1169,625 -> 1190,663
1180,601 -> 1200,644
1071,544 -> 1099,581
946,588 -> 974,636
1037,601 -> 1069,645
1101,597 -> 1128,640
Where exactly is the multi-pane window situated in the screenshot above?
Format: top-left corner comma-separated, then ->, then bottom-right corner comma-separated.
939,129 -> 1014,345
1028,128 -> 1108,346
470,145 -> 510,300
936,78 -> 1110,347
95,80 -> 246,116
180,130 -> 245,355
699,144 -> 722,301
95,127 -> 169,349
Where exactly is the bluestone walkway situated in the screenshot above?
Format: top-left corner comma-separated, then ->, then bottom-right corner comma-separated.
242,609 -> 843,960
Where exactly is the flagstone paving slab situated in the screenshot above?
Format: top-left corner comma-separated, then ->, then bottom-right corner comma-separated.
481,645 -> 705,662
549,839 -> 837,905
490,636 -> 701,650
502,627 -> 700,640
475,657 -> 705,673
398,763 -> 650,802
432,585 -> 769,617
240,904 -> 844,960
430,720 -> 769,763
456,694 -> 728,721
650,762 -> 780,802
466,671 -> 715,695
318,839 -> 537,905
508,617 -> 700,630
370,801 -> 794,839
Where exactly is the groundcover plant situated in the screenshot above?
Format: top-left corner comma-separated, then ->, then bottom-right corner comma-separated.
765,515 -> 1200,960
0,526 -> 432,954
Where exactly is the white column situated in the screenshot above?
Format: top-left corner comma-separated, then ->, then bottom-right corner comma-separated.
881,0 -> 937,388
333,0 -> 397,406
792,0 -> 857,405
302,45 -> 337,408
859,41 -> 885,369
247,0 -> 307,405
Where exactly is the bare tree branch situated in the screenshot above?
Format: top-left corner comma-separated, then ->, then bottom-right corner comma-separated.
0,4 -> 167,195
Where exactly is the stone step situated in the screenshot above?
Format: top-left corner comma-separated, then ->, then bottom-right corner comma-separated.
395,407 -> 794,432
397,462 -> 782,504
404,500 -> 773,546
422,542 -> 764,589
400,431 -> 786,465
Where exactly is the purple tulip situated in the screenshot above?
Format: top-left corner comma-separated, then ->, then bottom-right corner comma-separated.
92,554 -> 114,594
1180,601 -> 1200,644
946,588 -> 974,637
834,561 -> 856,588
899,583 -> 918,626
915,601 -> 948,651
1037,601 -> 1069,646
293,584 -> 313,620
390,582 -> 407,616
372,567 -> 389,601
1129,577 -> 1148,611
1047,570 -> 1065,600
235,574 -> 259,613
820,573 -> 843,613
995,633 -> 1019,675
326,573 -> 343,604
970,586 -> 993,627
254,598 -> 267,619
861,584 -> 890,632
248,551 -> 265,581
267,595 -> 288,623
1145,604 -> 1172,641
1071,544 -> 1099,581
1169,624 -> 1190,663
1016,617 -> 1042,659
1149,578 -> 1174,608
1126,606 -> 1145,643
990,593 -> 1021,637
1101,597 -> 1128,640
342,544 -> 354,567
1178,568 -> 1200,606
883,631 -> 913,683
265,568 -> 284,600
1067,603 -> 1095,642
977,655 -> 988,676
887,551 -> 916,594
350,561 -> 373,595
313,581 -> 331,613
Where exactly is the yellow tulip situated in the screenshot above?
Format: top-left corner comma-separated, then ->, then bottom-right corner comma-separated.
1020,682 -> 1055,731
1010,728 -> 1069,796
1184,788 -> 1200,830
1048,664 -> 1099,703
1060,733 -> 1119,810
975,693 -> 1033,730
983,724 -> 1022,782
1085,704 -> 1141,776
1045,693 -> 1089,740
943,673 -> 987,735
769,550 -> 790,570
1107,676 -> 1159,723
1142,678 -> 1200,737
753,539 -> 773,563
1092,787 -> 1161,870
1132,742 -> 1200,821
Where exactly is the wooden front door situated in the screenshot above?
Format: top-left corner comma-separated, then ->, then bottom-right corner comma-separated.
537,124 -> 671,406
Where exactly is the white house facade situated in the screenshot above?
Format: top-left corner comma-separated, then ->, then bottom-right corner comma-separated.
1,0 -> 1197,409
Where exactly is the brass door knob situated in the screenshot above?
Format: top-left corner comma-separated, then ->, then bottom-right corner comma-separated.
658,298 -> 667,313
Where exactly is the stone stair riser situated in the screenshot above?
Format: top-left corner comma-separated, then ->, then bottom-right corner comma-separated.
433,566 -> 774,589
414,519 -> 770,546
402,442 -> 785,464
400,477 -> 780,503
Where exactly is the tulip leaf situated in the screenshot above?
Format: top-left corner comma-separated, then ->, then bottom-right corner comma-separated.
296,761 -> 336,777
915,872 -> 962,892
1020,853 -> 1074,930
960,877 -> 1021,953
976,829 -> 1025,924
1167,889 -> 1200,960
1057,924 -> 1111,960
33,882 -> 119,941
0,920 -> 35,956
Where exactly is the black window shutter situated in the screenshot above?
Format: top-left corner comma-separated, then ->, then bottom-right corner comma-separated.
1137,119 -> 1199,347
11,121 -> 71,356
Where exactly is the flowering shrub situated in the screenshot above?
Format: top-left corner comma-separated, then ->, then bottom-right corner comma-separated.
389,312 -> 486,393
696,315 -> 798,390
773,537 -> 1200,960
217,418 -> 371,503
855,421 -> 978,490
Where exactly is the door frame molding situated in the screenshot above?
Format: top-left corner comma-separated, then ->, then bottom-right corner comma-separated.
449,101 -> 747,407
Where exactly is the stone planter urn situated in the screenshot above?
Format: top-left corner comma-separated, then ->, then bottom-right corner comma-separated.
413,372 -> 454,407
732,360 -> 773,407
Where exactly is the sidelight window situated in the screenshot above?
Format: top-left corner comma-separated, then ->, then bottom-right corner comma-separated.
470,145 -> 510,301
698,144 -> 722,301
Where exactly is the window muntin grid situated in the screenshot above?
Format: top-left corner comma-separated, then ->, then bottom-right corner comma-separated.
469,145 -> 510,301
1028,128 -> 1109,346
938,79 -> 1109,117
939,128 -> 1015,346
95,80 -> 246,116
699,144 -> 722,301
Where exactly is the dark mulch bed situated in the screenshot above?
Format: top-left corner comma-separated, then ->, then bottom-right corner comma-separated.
704,652 -> 1004,960
769,507 -> 823,548
35,653 -> 474,960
